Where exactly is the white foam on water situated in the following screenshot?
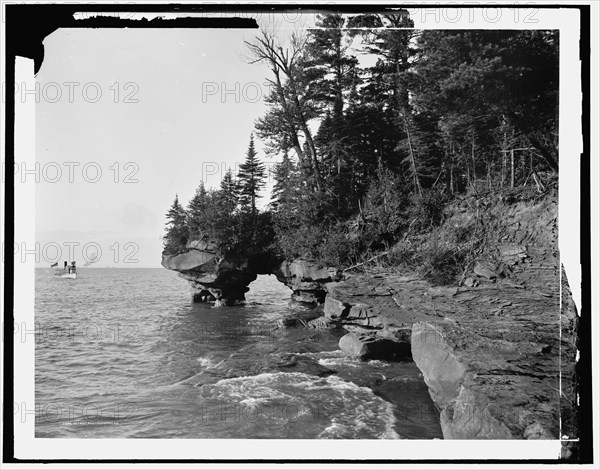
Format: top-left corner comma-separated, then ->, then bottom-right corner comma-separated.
239,397 -> 268,407
317,357 -> 360,368
201,372 -> 295,402
200,372 -> 400,439
293,350 -> 344,359
297,350 -> 365,369
314,388 -> 400,439
366,359 -> 391,367
302,350 -> 391,370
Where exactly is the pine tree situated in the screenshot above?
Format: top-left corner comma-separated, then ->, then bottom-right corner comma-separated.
237,135 -> 266,216
304,13 -> 363,215
164,194 -> 188,254
306,13 -> 359,121
187,182 -> 208,238
410,29 -> 559,188
347,13 -> 427,194
219,169 -> 239,214
271,149 -> 299,213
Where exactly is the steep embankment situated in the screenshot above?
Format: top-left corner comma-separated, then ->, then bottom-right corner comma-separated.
318,189 -> 578,443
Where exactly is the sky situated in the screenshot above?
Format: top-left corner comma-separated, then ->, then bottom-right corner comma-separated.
30,7 -> 582,286
34,17 -> 316,268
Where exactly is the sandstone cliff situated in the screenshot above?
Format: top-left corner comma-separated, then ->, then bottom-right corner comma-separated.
161,190 -> 579,449
318,190 -> 579,449
162,240 -> 341,308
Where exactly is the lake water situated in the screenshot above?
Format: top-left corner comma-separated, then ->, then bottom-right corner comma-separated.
35,268 -> 442,439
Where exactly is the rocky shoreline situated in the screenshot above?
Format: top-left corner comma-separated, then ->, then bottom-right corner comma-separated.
161,193 -> 579,449
321,269 -> 577,442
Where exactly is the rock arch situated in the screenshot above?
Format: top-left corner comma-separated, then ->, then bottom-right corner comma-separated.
161,240 -> 342,308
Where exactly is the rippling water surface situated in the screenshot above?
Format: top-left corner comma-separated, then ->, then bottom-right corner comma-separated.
35,268 -> 442,439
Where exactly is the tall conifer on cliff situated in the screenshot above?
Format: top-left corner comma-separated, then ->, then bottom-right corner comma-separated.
237,135 -> 266,216
187,182 -> 208,238
164,194 -> 188,254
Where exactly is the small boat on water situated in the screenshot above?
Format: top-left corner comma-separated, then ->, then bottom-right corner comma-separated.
53,261 -> 77,279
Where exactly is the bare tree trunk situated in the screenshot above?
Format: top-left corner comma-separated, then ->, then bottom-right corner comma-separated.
521,150 -> 526,186
510,149 -> 515,188
245,31 -> 322,192
501,126 -> 507,188
404,122 -> 422,196
532,171 -> 545,192
395,60 -> 422,197
279,52 -> 322,192
501,151 -> 506,188
471,131 -> 476,187
463,150 -> 470,186
290,92 -> 322,192
272,70 -> 305,170
529,148 -> 533,176
526,134 -> 558,172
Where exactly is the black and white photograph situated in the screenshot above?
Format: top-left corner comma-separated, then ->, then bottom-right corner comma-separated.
2,1 -> 597,466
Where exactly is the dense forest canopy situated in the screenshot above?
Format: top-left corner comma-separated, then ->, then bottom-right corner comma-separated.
164,12 -> 559,270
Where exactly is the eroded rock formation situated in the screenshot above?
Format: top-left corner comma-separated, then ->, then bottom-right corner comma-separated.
273,259 -> 343,310
162,241 -> 341,308
321,264 -> 577,440
162,240 -> 258,306
162,192 -> 579,447
316,194 -> 579,443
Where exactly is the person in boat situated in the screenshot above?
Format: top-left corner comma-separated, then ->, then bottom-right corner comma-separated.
64,261 -> 68,272
71,261 -> 76,273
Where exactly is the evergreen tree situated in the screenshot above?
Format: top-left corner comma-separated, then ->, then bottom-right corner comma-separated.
271,148 -> 300,213
187,182 -> 208,238
163,194 -> 188,254
219,169 -> 239,215
411,29 -> 559,189
234,20 -> 559,265
237,135 -> 267,216
303,13 -> 365,217
306,13 -> 359,121
346,12 -> 435,195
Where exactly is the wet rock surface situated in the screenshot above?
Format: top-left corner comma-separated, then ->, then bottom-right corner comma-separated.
339,333 -> 412,361
319,195 -> 578,442
163,247 -> 342,309
162,240 -> 259,306
162,193 -> 579,445
323,264 -> 576,440
273,259 -> 343,309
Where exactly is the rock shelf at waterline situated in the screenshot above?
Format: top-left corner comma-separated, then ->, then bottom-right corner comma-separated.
161,193 -> 579,448
162,243 -> 341,309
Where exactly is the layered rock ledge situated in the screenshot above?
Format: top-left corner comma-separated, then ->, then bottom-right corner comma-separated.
162,240 -> 259,306
323,266 -> 578,442
162,240 -> 341,308
316,191 -> 579,444
162,193 -> 578,447
273,260 -> 343,310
